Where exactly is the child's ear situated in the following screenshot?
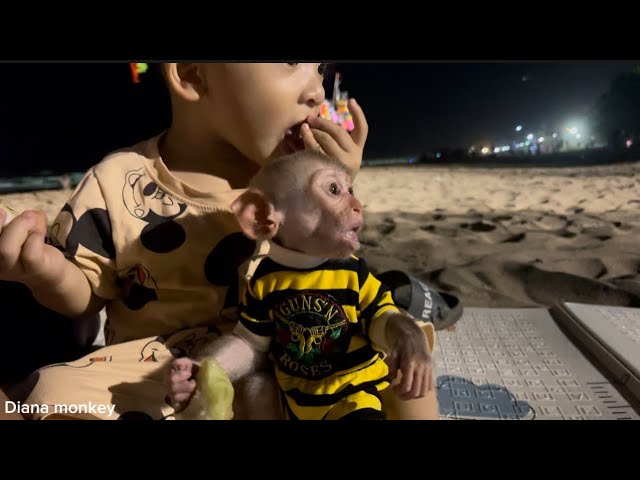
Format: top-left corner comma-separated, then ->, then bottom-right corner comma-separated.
230,189 -> 283,240
164,63 -> 206,102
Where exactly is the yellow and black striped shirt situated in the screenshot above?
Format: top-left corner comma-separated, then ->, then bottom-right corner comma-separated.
236,252 -> 399,403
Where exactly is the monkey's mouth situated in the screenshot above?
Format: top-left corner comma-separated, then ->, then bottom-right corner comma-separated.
284,124 -> 305,153
344,224 -> 362,249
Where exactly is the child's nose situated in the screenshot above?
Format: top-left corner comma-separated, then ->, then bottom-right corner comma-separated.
303,72 -> 325,108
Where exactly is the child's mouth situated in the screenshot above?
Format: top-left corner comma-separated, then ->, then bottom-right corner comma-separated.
284,124 -> 305,153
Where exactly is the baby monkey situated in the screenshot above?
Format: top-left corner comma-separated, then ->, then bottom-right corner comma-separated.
168,150 -> 434,420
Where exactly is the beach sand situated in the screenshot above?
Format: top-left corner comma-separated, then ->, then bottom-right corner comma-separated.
2,161 -> 640,309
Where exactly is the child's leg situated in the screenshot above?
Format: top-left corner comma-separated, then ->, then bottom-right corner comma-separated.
381,382 -> 439,420
382,322 -> 439,420
22,334 -> 188,420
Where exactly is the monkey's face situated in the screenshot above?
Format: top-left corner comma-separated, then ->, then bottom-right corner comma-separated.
278,167 -> 363,258
198,63 -> 326,166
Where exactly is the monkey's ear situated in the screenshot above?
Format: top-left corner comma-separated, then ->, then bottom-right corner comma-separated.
230,188 -> 283,240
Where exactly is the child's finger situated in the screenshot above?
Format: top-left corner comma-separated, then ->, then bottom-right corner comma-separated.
301,123 -> 324,153
308,116 -> 353,151
309,127 -> 344,158
348,98 -> 368,148
0,212 -> 38,273
20,231 -> 46,274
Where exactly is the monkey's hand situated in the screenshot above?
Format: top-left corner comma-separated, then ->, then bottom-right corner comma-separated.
384,313 -> 435,401
301,98 -> 368,176
168,357 -> 199,413
176,358 -> 235,420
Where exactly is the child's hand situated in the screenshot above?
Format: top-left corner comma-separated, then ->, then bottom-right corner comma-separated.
0,209 -> 68,289
385,314 -> 435,400
301,98 -> 368,175
167,357 -> 199,412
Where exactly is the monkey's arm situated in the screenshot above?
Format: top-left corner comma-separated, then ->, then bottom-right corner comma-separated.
197,329 -> 270,382
198,281 -> 273,382
356,258 -> 401,352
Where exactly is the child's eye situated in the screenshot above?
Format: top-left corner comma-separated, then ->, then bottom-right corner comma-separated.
318,63 -> 328,76
287,63 -> 298,67
348,187 -> 354,196
329,183 -> 340,195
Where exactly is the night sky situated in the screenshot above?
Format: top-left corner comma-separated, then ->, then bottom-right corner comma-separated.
0,62 -> 634,176
335,62 -> 635,157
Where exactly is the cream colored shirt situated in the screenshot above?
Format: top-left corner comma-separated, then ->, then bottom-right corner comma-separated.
48,134 -> 254,344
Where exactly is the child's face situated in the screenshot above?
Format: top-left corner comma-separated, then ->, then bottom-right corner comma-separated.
201,63 -> 326,166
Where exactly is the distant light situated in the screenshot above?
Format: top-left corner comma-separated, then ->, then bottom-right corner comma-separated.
552,133 -> 558,138
538,137 -> 545,143
525,141 -> 531,146
626,139 -> 633,148
527,134 -> 534,140
567,127 -> 578,135
436,152 -> 442,159
481,147 -> 490,155
515,125 -> 522,132
501,146 -> 510,152
576,134 -> 582,139
492,147 -> 500,153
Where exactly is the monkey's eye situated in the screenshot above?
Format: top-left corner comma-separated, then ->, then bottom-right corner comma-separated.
329,183 -> 340,195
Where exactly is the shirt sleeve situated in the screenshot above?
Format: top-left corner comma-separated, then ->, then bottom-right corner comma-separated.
47,168 -> 119,300
357,257 -> 399,344
233,279 -> 273,353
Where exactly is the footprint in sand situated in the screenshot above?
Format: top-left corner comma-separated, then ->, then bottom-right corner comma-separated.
491,214 -> 513,222
469,222 -> 496,232
581,224 -> 614,241
531,213 -> 568,231
502,232 -> 526,243
376,218 -> 396,235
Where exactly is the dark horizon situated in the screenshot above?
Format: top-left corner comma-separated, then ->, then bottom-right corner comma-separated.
0,62 -> 635,177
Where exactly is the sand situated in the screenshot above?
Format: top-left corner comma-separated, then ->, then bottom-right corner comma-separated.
2,161 -> 640,309
354,161 -> 640,308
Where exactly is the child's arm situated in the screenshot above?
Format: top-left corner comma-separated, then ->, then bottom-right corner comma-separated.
0,208 -> 103,319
